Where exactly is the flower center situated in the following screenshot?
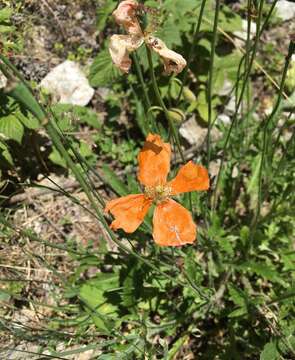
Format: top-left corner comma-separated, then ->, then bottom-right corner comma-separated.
144,184 -> 172,204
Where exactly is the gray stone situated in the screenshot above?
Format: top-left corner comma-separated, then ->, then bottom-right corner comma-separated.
275,1 -> 295,21
234,19 -> 257,47
40,60 -> 94,106
179,116 -> 207,147
179,116 -> 222,147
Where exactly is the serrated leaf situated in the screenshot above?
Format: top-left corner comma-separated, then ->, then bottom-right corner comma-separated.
89,49 -> 121,87
0,115 -> 24,144
156,18 -> 182,47
241,261 -> 283,284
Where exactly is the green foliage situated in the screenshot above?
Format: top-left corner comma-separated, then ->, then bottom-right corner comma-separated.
89,49 -> 121,87
0,4 -> 24,53
96,0 -> 117,31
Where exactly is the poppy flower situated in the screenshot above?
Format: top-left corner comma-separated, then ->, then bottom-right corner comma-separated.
105,134 -> 209,246
109,0 -> 186,75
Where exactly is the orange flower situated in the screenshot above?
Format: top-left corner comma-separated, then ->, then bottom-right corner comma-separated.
109,0 -> 186,74
105,134 -> 209,246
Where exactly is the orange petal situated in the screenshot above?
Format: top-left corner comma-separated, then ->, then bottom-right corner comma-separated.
109,34 -> 143,73
105,194 -> 151,233
112,0 -> 142,35
169,161 -> 209,195
146,36 -> 187,75
153,199 -> 196,246
137,133 -> 171,187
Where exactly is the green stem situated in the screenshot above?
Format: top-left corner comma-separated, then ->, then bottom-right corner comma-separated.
206,0 -> 220,168
133,52 -> 158,132
176,0 -> 208,104
146,45 -> 185,162
243,0 -> 252,151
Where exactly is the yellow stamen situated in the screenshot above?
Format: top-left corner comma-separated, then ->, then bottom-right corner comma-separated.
144,184 -> 172,204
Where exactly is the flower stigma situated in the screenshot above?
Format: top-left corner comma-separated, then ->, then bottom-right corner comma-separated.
144,184 -> 172,204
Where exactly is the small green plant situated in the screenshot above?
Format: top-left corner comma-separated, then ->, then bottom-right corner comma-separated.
0,0 -> 294,359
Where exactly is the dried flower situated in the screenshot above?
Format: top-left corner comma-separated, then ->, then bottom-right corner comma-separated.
105,134 -> 209,246
109,0 -> 186,75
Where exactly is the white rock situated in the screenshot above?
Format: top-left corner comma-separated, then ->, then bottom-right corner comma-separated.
217,113 -> 231,125
275,0 -> 295,21
217,79 -> 233,97
224,95 -> 242,115
40,60 -> 94,106
179,116 -> 222,147
0,71 -> 7,89
234,19 -> 257,47
179,116 -> 207,147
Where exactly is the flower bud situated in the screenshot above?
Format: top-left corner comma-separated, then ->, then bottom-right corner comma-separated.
168,108 -> 185,123
183,87 -> 196,102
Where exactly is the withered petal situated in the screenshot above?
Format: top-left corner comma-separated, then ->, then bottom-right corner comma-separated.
146,36 -> 187,75
109,34 -> 143,73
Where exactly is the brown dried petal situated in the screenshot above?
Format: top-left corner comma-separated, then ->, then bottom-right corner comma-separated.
109,34 -> 143,73
112,0 -> 142,35
146,36 -> 187,75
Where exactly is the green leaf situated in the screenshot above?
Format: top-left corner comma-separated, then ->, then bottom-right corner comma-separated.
164,0 -> 198,16
218,7 -> 242,33
196,91 -> 217,124
0,141 -> 13,166
52,103 -> 102,129
18,113 -> 40,129
246,154 -> 262,209
228,285 -> 247,308
260,342 -> 280,360
228,307 -> 248,318
0,115 -> 24,143
96,0 -> 117,31
0,8 -> 12,23
79,273 -> 120,333
134,99 -> 149,136
89,49 -> 121,87
184,249 -> 204,286
49,146 -> 67,168
102,164 -> 129,196
156,18 -> 182,47
239,261 -> 284,284
0,289 -> 10,302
